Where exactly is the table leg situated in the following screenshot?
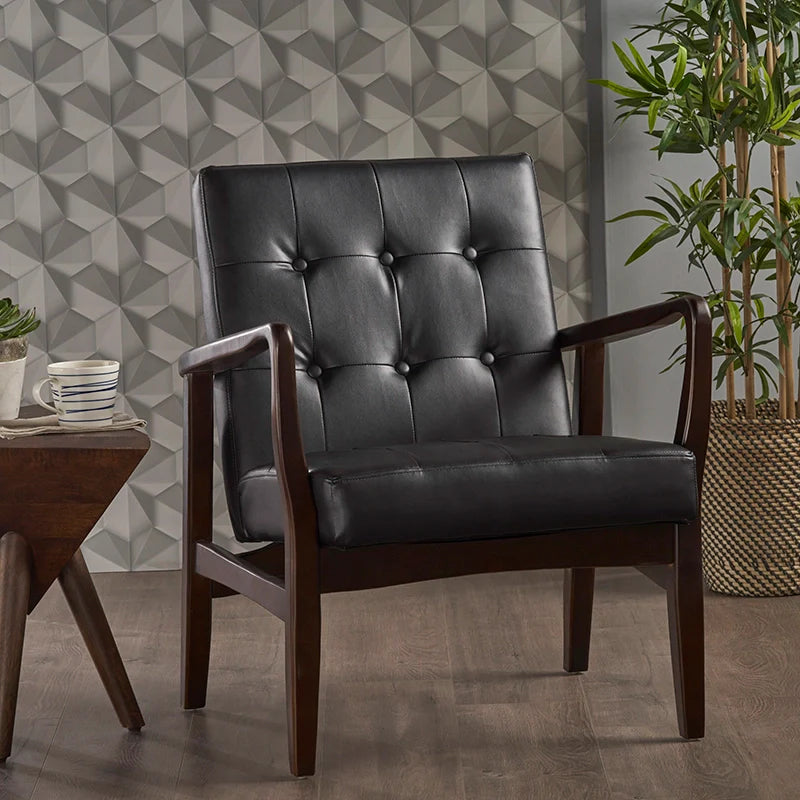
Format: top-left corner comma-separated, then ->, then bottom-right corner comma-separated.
58,549 -> 144,731
0,532 -> 31,760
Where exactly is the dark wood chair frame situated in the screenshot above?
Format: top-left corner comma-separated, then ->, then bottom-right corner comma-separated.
178,294 -> 711,777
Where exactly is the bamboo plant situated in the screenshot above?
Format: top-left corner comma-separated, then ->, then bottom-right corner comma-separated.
596,0 -> 800,419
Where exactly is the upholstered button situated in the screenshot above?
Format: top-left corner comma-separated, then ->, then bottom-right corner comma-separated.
292,257 -> 307,272
463,246 -> 478,261
480,352 -> 495,366
379,251 -> 394,266
395,361 -> 410,376
307,364 -> 322,378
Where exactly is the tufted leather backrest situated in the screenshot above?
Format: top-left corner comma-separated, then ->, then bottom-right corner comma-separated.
193,155 -> 571,533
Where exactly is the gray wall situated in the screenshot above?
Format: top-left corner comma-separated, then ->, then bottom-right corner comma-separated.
1,0 -> 591,571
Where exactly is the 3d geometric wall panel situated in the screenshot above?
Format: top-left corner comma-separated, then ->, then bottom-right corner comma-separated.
0,0 -> 589,571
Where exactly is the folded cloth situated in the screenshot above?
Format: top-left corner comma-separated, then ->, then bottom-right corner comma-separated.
0,412 -> 147,439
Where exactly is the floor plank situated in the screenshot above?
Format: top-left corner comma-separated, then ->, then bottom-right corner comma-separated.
457,700 -> 611,800
0,589 -> 83,800
318,680 -> 463,800
175,597 -> 316,799
323,581 -> 451,683
0,567 -> 796,800
30,572 -> 190,800
444,571 -> 576,706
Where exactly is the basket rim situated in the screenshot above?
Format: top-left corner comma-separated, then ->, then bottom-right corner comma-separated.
710,399 -> 800,427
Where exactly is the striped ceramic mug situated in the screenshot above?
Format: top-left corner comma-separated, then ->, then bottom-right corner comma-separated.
33,360 -> 120,429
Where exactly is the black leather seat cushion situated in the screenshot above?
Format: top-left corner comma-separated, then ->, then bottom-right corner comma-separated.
239,435 -> 698,548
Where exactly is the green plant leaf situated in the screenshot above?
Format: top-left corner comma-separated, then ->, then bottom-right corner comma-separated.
696,115 -> 711,144
628,38 -> 653,76
660,354 -> 687,374
772,98 -> 800,130
589,78 -> 652,99
675,73 -> 694,95
625,223 -> 679,264
648,99 -> 660,131
715,353 -> 740,388
696,221 -> 727,263
657,119 -> 679,156
753,347 -> 784,374
754,363 -> 777,403
644,194 -> 682,221
762,132 -> 796,146
608,208 -> 670,223
726,301 -> 743,345
613,41 -> 646,83
669,44 -> 688,88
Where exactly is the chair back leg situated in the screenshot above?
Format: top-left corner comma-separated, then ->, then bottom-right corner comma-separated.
667,520 -> 705,739
563,567 -> 595,672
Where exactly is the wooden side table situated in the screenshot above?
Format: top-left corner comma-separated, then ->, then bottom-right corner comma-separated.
0,407 -> 150,760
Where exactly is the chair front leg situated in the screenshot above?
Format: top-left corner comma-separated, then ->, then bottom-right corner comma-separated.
667,520 -> 705,739
181,372 -> 214,710
285,533 -> 321,778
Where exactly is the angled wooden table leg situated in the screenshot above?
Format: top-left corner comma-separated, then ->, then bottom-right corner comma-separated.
58,549 -> 144,731
0,409 -> 150,759
0,532 -> 32,761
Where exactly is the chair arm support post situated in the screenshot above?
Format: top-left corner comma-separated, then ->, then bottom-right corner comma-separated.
674,299 -> 712,486
267,324 -> 319,561
181,370 -> 214,709
558,295 -> 712,485
576,341 -> 605,436
179,323 -> 317,568
268,324 -> 321,778
183,371 -> 215,548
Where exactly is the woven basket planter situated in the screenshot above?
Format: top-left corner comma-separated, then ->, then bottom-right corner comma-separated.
702,399 -> 800,596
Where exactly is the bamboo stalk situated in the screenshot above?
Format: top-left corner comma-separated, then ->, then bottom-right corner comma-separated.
766,41 -> 795,419
772,41 -> 796,419
778,143 -> 795,417
735,4 -> 756,418
767,41 -> 788,419
716,37 -> 737,419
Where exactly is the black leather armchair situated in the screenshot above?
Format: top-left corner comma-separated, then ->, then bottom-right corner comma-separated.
180,154 -> 711,776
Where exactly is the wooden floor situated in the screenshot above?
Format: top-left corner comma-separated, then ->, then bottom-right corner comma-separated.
0,567 -> 797,799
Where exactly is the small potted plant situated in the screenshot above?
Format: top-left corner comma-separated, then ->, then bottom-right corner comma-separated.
0,298 -> 40,420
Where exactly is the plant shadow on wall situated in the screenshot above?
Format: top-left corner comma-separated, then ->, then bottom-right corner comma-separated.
597,0 -> 800,596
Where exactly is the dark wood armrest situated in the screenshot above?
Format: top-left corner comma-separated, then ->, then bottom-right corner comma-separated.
180,323 -> 315,560
557,295 -> 712,482
179,324 -> 277,376
557,296 -> 709,351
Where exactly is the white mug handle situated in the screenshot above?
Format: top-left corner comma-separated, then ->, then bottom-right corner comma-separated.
32,378 -> 58,414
